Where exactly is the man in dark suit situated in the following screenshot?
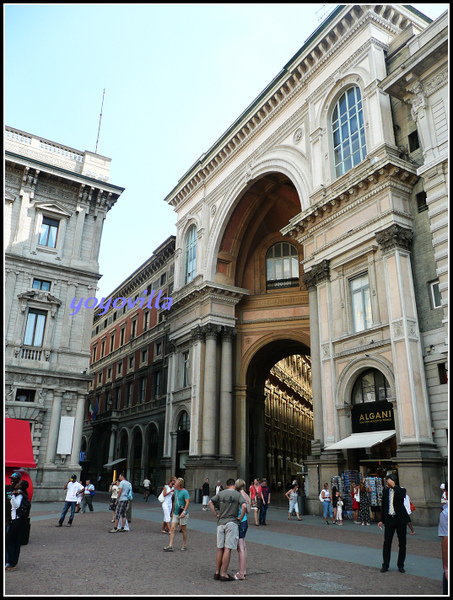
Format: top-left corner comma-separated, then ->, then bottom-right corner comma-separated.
378,473 -> 411,573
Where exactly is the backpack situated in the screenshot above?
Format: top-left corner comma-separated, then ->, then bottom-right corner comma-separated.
127,484 -> 134,501
16,498 -> 31,519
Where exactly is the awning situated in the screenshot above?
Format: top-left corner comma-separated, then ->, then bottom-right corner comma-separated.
5,418 -> 37,468
324,430 -> 396,451
103,458 -> 127,468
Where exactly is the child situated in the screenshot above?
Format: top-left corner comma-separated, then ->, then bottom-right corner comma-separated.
336,493 -> 343,525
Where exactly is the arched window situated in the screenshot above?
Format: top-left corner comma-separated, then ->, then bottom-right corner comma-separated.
266,242 -> 299,290
352,369 -> 391,404
332,86 -> 367,178
184,226 -> 197,284
178,410 -> 190,431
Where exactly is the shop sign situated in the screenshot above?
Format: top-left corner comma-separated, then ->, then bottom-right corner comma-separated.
351,400 -> 395,433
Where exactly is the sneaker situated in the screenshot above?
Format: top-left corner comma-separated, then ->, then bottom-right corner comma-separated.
164,546 -> 173,552
109,528 -> 118,533
118,528 -> 126,532
180,545 -> 187,551
55,523 -> 62,527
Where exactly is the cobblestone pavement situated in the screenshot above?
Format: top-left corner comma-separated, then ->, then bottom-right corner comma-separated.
4,494 -> 445,596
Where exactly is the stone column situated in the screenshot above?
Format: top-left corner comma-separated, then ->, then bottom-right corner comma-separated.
170,431 -> 178,477
375,224 -> 442,525
108,424 -> 118,465
302,260 -> 330,455
70,393 -> 86,466
201,324 -> 219,457
45,390 -> 63,465
219,327 -> 236,458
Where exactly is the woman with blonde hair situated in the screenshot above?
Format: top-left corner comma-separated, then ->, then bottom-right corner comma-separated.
234,478 -> 250,580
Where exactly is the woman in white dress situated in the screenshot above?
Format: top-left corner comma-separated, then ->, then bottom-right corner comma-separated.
161,477 -> 175,534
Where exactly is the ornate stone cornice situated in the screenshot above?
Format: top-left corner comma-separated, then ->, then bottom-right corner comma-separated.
164,5 -> 422,210
302,259 -> 330,290
375,223 -> 413,253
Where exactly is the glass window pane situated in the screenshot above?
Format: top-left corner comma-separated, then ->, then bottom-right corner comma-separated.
282,243 -> 290,257
274,244 -> 281,258
352,291 -> 364,332
24,313 -> 37,346
283,258 -> 290,279
275,259 -> 282,280
291,256 -> 298,276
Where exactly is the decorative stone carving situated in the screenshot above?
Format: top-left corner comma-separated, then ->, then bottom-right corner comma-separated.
302,259 -> 330,289
375,224 -> 412,253
293,128 -> 303,144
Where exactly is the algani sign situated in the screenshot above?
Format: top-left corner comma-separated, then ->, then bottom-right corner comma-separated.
69,289 -> 173,316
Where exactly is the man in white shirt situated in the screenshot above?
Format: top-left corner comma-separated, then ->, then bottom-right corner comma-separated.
143,477 -> 151,501
56,475 -> 84,527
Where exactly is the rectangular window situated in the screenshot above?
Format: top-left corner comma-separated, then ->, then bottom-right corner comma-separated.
32,278 -> 51,291
408,130 -> 420,152
131,320 -> 137,339
141,348 -> 148,363
416,191 -> 428,213
39,216 -> 59,248
15,389 -> 36,402
350,273 -> 372,332
430,281 -> 442,309
129,356 -> 134,369
156,342 -> 162,356
182,351 -> 190,387
127,382 -> 133,407
24,309 -> 47,346
155,371 -> 161,397
115,387 -> 121,409
101,340 -> 105,358
120,327 -> 125,346
144,311 -> 149,331
110,333 -> 115,353
139,378 -> 146,403
118,361 -> 122,375
92,345 -> 97,363
107,367 -> 112,380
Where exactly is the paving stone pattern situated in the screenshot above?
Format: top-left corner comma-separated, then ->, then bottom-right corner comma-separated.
4,495 -> 444,596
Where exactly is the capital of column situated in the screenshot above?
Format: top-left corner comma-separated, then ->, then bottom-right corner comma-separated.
375,224 -> 412,254
202,323 -> 221,341
221,326 -> 237,342
302,259 -> 330,290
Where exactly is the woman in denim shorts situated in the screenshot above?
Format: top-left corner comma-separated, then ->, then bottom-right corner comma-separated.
234,479 -> 251,580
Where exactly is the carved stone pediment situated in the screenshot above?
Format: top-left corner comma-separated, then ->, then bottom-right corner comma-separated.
32,200 -> 73,219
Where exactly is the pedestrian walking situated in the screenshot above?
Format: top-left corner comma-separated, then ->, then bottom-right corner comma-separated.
259,479 -> 270,525
164,477 -> 190,551
109,480 -> 119,522
378,474 -> 411,573
249,479 -> 262,526
352,482 -> 360,523
143,477 -> 151,501
5,480 -> 31,571
109,473 -> 132,533
359,480 -> 372,525
209,478 -> 246,581
285,482 -> 302,521
320,483 -> 335,525
201,478 -> 210,511
81,479 -> 95,513
56,475 -> 84,527
438,483 -> 448,594
234,478 -> 251,580
6,471 -> 22,567
161,477 -> 175,534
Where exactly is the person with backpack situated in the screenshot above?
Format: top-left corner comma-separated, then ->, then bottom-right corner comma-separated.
109,473 -> 132,533
5,480 -> 31,571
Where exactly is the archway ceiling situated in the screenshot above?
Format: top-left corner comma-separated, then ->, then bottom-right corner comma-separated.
219,173 -> 300,257
247,338 -> 310,390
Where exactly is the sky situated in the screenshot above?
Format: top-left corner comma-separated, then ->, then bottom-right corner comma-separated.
4,3 -> 449,299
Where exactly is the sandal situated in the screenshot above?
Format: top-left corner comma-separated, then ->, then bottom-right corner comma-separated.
220,574 -> 234,581
233,573 -> 245,581
214,573 -> 220,580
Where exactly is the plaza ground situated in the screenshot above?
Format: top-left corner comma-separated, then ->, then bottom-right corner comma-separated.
4,493 -> 446,596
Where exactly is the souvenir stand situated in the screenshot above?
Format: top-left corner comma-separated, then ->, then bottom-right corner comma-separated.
331,470 -> 360,520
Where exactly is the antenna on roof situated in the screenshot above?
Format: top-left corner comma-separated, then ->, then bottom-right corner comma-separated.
95,88 -> 106,154
315,5 -> 331,23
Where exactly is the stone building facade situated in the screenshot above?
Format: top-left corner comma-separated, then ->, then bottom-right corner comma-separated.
4,127 -> 124,501
82,237 -> 175,491
159,5 -> 448,525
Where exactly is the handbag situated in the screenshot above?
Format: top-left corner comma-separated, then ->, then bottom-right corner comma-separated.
319,492 -> 324,502
354,491 -> 360,502
158,490 -> 165,503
